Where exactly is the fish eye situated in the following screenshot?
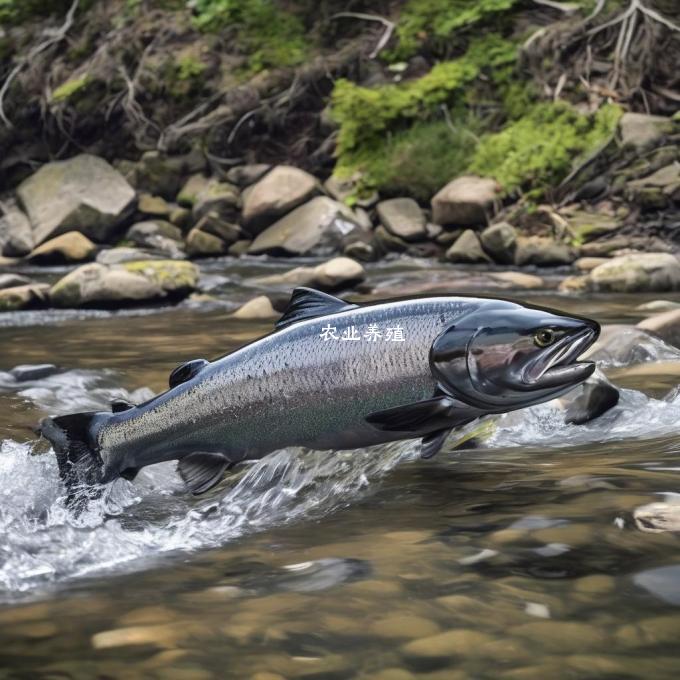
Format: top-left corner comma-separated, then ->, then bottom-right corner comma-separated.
533,328 -> 556,348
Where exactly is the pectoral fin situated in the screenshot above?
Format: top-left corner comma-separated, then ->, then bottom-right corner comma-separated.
366,393 -> 483,435
177,452 -> 231,495
421,428 -> 452,459
366,396 -> 458,432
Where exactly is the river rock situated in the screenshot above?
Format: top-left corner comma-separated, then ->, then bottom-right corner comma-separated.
634,501 -> 680,533
586,253 -> 680,293
480,221 -> 517,263
574,257 -> 608,272
185,227 -> 228,257
230,295 -> 278,320
16,154 -> 136,244
191,179 -> 240,221
177,174 -> 210,207
133,149 -> 206,199
137,193 -> 172,218
488,271 -> 544,289
619,112 -> 673,149
226,164 -> 271,187
242,165 -> 319,234
193,212 -> 241,244
125,221 -> 185,259
401,629 -> 494,666
637,309 -> 680,347
514,236 -> 575,266
228,240 -> 252,256
567,211 -> 621,243
96,247 -> 162,265
28,231 -> 96,264
49,260 -> 198,307
248,197 -> 362,256
431,175 -> 499,227
579,237 -> 633,257
0,283 -> 50,311
627,163 -> 680,208
376,198 -> 426,241
0,274 -> 31,290
324,174 -> 378,208
633,565 -> 680,606
446,229 -> 492,264
512,621 -> 609,653
636,300 -> 680,313
254,257 -> 365,291
374,224 -> 408,254
0,205 -> 34,257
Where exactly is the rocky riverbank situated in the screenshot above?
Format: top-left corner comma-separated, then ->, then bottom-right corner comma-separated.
1,1 -> 679,318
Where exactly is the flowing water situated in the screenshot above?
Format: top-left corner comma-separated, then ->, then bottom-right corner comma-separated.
1,257 -> 680,679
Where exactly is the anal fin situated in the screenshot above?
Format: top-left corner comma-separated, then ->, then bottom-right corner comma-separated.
177,452 -> 231,495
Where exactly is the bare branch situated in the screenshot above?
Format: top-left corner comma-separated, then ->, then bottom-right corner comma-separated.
0,0 -> 79,128
330,13 -> 395,59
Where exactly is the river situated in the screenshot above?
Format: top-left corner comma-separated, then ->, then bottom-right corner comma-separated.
0,257 -> 679,679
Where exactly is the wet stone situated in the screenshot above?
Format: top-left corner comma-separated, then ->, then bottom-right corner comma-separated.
511,621 -> 609,653
370,614 -> 441,640
401,629 -> 495,667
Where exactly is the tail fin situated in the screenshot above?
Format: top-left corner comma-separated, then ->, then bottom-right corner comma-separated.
39,413 -> 104,507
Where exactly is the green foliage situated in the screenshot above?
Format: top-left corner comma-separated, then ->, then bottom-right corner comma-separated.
189,0 -> 307,72
338,118 -> 480,202
51,74 -> 91,102
0,0 -> 92,24
332,35 -> 517,158
390,0 -> 519,59
175,56 -> 206,81
470,102 -> 623,194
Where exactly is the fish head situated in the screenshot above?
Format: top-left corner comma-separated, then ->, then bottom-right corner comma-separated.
431,300 -> 600,411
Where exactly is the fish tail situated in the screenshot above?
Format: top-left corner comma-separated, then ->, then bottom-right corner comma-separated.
39,412 -> 105,507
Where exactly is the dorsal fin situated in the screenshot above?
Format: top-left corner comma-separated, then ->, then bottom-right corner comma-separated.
275,287 -> 358,330
169,359 -> 209,388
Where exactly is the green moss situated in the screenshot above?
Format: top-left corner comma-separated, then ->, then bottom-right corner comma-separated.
190,0 -> 307,72
389,0 -> 519,59
336,117 -> 480,202
332,34 -> 517,159
51,74 -> 91,103
470,102 -> 623,195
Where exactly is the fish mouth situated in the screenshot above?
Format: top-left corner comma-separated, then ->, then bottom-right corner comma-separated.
530,324 -> 599,389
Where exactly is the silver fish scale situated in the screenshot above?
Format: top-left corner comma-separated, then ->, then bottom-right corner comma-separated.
97,298 -> 478,468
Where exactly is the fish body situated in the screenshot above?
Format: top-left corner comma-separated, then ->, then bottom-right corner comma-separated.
40,288 -> 599,500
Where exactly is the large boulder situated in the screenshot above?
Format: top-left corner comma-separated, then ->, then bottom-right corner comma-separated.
431,175 -> 499,227
28,231 -> 96,264
253,257 -> 365,291
49,260 -> 199,307
96,247 -> 162,265
0,284 -> 50,311
0,205 -> 34,257
445,229 -> 492,263
376,198 -> 426,242
567,211 -> 621,243
572,253 -> 680,293
514,236 -> 576,267
637,309 -> 680,348
627,163 -> 680,209
242,165 -> 319,234
479,221 -> 517,264
17,154 -> 136,244
248,197 -> 363,256
0,274 -> 32,290
619,112 -> 672,149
